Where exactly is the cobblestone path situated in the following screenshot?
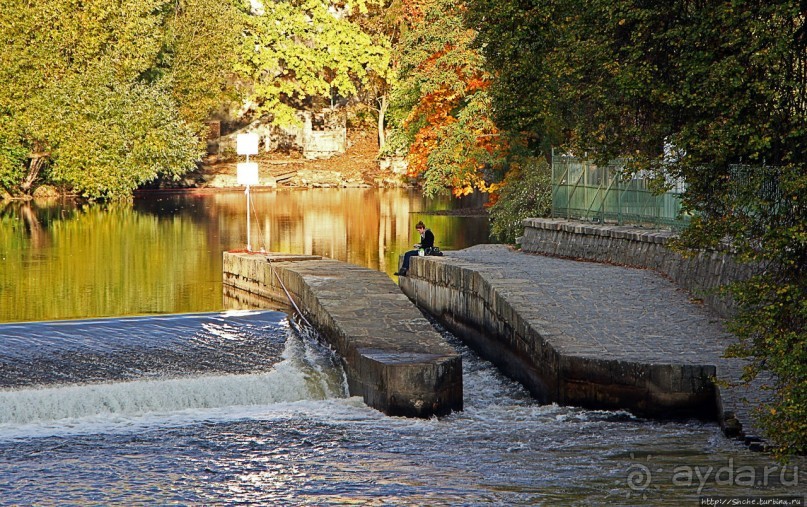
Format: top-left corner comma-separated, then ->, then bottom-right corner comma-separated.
446,244 -> 769,445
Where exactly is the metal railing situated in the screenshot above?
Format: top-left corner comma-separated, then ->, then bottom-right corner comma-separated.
551,153 -> 689,229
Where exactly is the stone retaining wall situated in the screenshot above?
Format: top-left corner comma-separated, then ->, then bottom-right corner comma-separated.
223,252 -> 463,418
520,218 -> 757,318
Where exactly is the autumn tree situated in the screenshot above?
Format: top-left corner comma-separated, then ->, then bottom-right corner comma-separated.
387,0 -> 506,197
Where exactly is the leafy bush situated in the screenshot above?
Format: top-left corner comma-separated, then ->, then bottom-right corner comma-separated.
488,157 -> 552,244
680,164 -> 807,458
0,109 -> 28,194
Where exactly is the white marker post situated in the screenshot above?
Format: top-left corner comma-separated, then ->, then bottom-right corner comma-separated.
236,133 -> 260,251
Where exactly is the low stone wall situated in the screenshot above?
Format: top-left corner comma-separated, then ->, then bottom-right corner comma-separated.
223,252 -> 463,418
399,255 -> 717,419
520,218 -> 757,318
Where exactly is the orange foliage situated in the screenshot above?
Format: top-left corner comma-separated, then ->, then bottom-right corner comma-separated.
401,0 -> 429,24
399,0 -> 509,196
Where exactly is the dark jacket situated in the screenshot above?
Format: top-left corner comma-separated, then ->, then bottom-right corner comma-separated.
420,228 -> 435,249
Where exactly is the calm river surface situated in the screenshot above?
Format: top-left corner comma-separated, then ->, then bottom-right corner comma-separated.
0,188 -> 488,322
0,189 -> 803,505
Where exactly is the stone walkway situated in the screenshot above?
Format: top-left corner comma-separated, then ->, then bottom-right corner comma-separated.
443,244 -> 768,447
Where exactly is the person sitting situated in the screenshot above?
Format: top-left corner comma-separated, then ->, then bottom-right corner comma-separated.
394,221 -> 434,277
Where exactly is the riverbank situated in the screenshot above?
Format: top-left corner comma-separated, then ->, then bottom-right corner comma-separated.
156,130 -> 409,191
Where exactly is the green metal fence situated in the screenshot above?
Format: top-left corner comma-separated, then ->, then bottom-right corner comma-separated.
551,154 -> 689,229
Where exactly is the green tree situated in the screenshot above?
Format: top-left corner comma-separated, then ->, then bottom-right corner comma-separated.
162,0 -> 245,130
470,0 -> 807,456
0,108 -> 28,194
44,72 -> 200,198
352,0 -> 405,149
488,156 -> 552,244
237,0 -> 392,128
668,4 -> 806,452
0,0 -> 241,199
465,0 -> 559,154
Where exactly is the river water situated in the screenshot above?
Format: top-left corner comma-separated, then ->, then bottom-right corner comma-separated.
0,188 -> 488,322
0,189 -> 803,505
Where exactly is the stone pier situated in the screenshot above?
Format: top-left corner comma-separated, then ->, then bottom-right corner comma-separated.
399,242 -> 767,446
222,252 -> 463,418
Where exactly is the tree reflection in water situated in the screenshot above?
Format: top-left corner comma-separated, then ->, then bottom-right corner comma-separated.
0,188 -> 489,322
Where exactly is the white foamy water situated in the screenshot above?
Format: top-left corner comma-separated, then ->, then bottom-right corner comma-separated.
1,314 -> 803,506
0,322 -> 347,438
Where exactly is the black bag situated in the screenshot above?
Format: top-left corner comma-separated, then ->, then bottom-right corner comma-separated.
427,247 -> 443,256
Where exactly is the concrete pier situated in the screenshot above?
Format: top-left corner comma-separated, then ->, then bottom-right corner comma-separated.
399,243 -> 767,446
222,252 -> 463,418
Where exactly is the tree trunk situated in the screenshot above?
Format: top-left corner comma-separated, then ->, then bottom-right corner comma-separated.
377,94 -> 388,150
20,154 -> 46,193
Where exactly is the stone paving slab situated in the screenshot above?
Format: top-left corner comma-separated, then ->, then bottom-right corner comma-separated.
403,244 -> 768,445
